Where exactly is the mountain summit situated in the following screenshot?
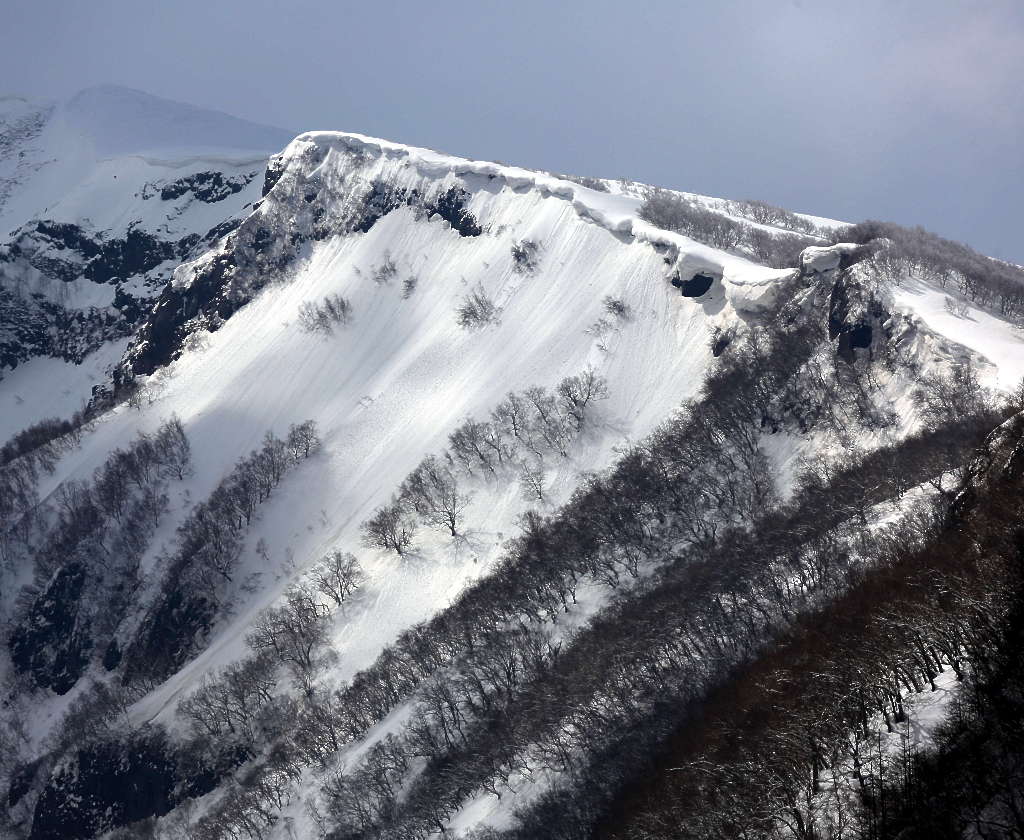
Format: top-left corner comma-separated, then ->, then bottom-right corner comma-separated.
61,85 -> 295,156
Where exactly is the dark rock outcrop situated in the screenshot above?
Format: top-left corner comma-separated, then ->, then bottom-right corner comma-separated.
427,186 -> 482,237
8,563 -> 91,694
29,729 -> 178,840
158,170 -> 255,203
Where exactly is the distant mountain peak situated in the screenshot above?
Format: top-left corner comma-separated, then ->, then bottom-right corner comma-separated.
60,84 -> 295,156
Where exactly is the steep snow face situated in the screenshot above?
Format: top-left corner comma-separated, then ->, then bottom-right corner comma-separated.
4,129 -> 804,769
126,130 -> 796,379
0,87 -> 293,431
802,241 -> 1024,393
891,278 -> 1024,391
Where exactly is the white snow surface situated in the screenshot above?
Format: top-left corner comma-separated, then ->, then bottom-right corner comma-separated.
0,338 -> 128,443
9,134 -> 738,750
892,274 -> 1024,391
0,86 -> 291,234
117,202 -> 721,724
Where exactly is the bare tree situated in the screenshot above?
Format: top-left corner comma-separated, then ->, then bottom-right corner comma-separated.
523,385 -> 571,456
602,295 -> 629,319
457,286 -> 497,328
519,460 -> 547,502
449,419 -> 499,474
247,585 -> 331,693
401,455 -> 472,537
153,415 -> 192,480
943,295 -> 970,318
913,363 -> 988,430
310,551 -> 364,607
511,239 -> 540,274
179,652 -> 277,741
373,254 -> 398,285
287,420 -> 320,460
361,498 -> 417,555
298,294 -> 352,334
556,369 -> 609,432
492,391 -> 531,442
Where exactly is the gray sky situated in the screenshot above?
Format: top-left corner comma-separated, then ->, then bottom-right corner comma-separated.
5,0 -> 1022,261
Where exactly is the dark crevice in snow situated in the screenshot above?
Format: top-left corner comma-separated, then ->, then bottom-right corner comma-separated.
672,272 -> 716,297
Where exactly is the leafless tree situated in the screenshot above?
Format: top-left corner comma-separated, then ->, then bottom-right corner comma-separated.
602,295 -> 629,319
511,239 -> 540,274
298,294 -> 351,334
556,368 -> 609,431
449,418 -> 501,474
519,460 -> 547,502
361,498 -> 417,555
373,254 -> 398,285
286,420 -> 320,460
310,551 -> 364,607
247,584 -> 331,693
151,415 -> 192,480
401,455 -> 472,537
457,285 -> 497,328
523,386 -> 571,456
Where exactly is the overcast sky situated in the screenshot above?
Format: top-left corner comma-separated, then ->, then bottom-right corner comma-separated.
4,0 -> 1022,261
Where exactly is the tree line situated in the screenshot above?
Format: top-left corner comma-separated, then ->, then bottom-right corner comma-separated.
590,408 -> 1024,840
0,413 -> 94,565
843,220 -> 1024,322
121,420 -> 320,689
361,369 -> 608,554
7,417 -> 191,694
327,413 -> 997,840
124,265 -> 983,839
639,190 -> 828,269
300,310 -> 997,838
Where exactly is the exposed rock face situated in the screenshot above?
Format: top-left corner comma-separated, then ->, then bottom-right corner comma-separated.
802,243 -> 888,363
156,170 -> 256,203
6,220 -> 189,285
124,252 -> 237,378
428,185 -> 483,236
0,88 -> 286,394
29,730 -> 179,840
0,218 -> 239,374
8,563 -> 91,693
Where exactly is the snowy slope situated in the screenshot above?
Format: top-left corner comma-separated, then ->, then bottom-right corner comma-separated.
4,98 -> 1024,840
0,86 -> 293,439
1,128 -> 814,772
24,144 -> 735,718
0,85 -> 292,231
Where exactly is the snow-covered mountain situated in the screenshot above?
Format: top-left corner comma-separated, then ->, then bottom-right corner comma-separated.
2,89 -> 1023,840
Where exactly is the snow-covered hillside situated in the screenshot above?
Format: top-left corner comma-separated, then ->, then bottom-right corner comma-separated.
0,86 -> 293,441
3,90 -> 1024,840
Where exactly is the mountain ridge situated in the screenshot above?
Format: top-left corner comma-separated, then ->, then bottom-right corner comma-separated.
1,88 -> 1023,840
